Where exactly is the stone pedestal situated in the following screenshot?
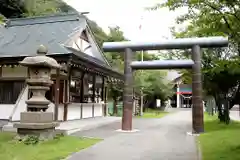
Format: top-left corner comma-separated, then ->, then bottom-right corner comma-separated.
14,45 -> 60,140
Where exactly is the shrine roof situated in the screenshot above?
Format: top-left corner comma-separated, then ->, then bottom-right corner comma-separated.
0,13 -> 108,64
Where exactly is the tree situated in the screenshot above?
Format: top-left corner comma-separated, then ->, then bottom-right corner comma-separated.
134,70 -> 174,110
0,0 -> 74,18
0,0 -> 25,18
149,0 -> 240,123
88,20 -> 109,47
0,14 -> 5,23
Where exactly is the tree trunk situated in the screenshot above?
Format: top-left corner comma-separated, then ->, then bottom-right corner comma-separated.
143,99 -> 149,112
113,98 -> 118,116
224,100 -> 230,124
215,95 -> 225,122
215,94 -> 230,124
159,100 -> 166,111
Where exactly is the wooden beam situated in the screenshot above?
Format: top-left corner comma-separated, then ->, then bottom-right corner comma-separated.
0,54 -> 70,65
0,77 -> 26,81
70,55 -> 123,80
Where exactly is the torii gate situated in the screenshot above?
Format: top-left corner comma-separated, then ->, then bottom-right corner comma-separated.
102,36 -> 228,134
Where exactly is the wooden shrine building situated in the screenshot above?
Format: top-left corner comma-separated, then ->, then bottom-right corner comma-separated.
0,13 -> 123,121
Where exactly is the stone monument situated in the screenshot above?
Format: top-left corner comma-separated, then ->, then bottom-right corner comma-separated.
14,45 -> 61,139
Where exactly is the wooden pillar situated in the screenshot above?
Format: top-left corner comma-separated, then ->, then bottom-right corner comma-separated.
92,74 -> 96,117
27,67 -> 30,98
122,48 -> 133,131
80,72 -> 85,119
80,72 -> 85,103
101,77 -> 106,116
192,45 -> 204,133
54,68 -> 60,121
101,77 -> 105,101
132,89 -> 136,115
63,65 -> 71,121
104,84 -> 108,116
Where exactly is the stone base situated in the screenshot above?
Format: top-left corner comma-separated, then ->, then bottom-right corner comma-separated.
115,129 -> 139,133
14,122 -> 59,140
20,112 -> 54,123
16,128 -> 56,140
186,131 -> 200,136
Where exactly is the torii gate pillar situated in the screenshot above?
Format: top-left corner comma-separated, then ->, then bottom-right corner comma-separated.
122,48 -> 134,130
192,45 -> 204,133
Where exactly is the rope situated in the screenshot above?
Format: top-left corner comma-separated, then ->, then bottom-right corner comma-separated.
180,94 -> 192,108
180,94 -> 192,99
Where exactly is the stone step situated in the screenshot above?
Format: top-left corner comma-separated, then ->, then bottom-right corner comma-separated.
0,120 -> 10,131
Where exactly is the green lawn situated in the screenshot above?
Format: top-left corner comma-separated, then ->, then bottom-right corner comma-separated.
199,113 -> 240,160
0,132 -> 101,160
138,109 -> 169,118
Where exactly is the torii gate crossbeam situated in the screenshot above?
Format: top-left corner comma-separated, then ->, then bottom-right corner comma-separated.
131,60 -> 194,69
102,36 -> 228,134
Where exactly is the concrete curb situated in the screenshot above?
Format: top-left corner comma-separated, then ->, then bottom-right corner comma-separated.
186,131 -> 202,160
58,118 -> 121,135
195,138 -> 202,160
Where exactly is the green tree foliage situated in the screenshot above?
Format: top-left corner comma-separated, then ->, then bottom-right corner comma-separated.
150,0 -> 240,123
0,0 -> 25,18
134,70 -> 174,103
24,0 -> 74,16
87,20 -> 109,47
0,0 -> 74,18
0,14 -> 5,23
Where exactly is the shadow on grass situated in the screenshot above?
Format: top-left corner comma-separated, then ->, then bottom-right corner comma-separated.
199,114 -> 240,160
204,114 -> 240,133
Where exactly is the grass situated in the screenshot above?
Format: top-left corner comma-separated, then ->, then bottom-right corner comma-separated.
0,132 -> 101,160
137,108 -> 169,118
199,113 -> 240,160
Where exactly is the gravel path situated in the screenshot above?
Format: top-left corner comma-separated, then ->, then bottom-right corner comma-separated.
68,109 -> 198,160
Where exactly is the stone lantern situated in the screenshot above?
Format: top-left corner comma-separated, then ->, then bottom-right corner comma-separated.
14,45 -> 61,139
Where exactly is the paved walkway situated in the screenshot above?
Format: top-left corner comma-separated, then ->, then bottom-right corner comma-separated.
57,116 -> 121,135
67,109 -> 198,160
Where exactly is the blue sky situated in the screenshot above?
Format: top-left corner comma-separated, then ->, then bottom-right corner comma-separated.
64,0 -> 187,41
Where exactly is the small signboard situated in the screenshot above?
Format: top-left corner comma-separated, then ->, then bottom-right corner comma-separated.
156,99 -> 161,107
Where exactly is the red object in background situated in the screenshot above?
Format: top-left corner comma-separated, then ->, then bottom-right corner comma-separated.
176,92 -> 192,94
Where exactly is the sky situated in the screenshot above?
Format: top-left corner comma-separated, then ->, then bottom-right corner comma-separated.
64,0 -> 188,41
